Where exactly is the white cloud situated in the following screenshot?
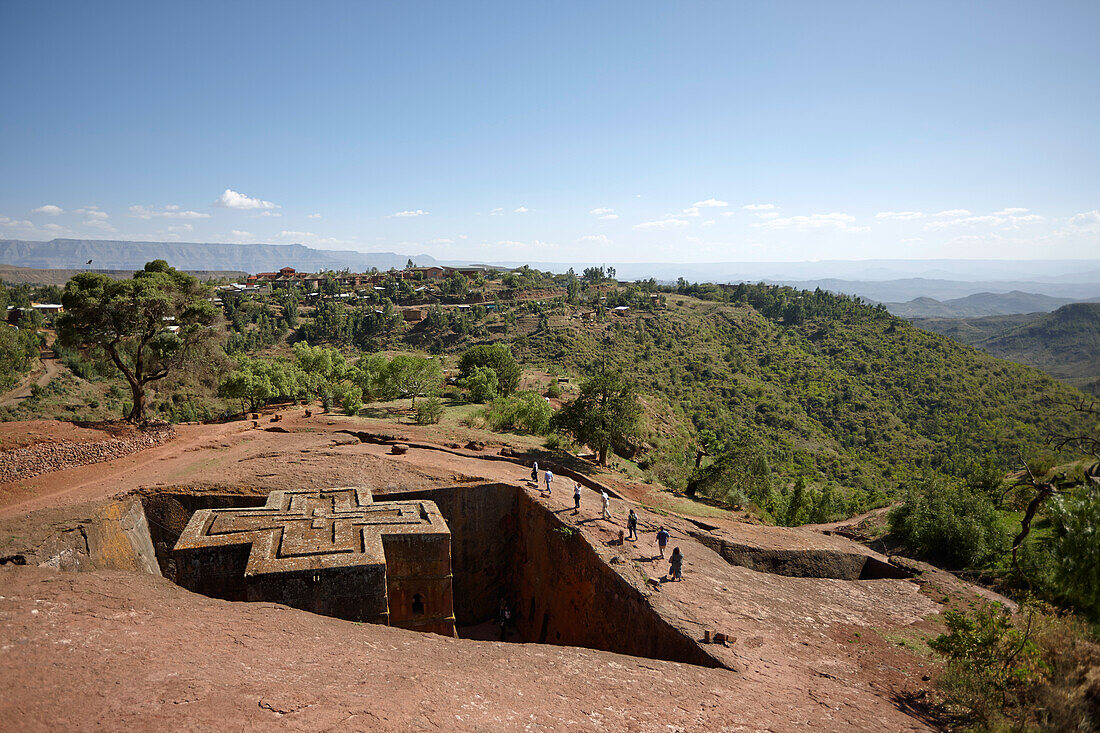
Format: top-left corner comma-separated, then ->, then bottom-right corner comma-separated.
256,211 -> 282,217
682,207 -> 701,217
692,198 -> 728,209
167,224 -> 194,233
1065,210 -> 1100,233
875,211 -> 924,220
756,211 -> 779,219
307,213 -> 321,219
83,219 -> 116,232
598,213 -> 619,220
924,210 -> 1045,231
489,207 -> 504,216
933,209 -> 971,217
229,230 -> 254,239
75,206 -> 109,220
579,234 -> 611,245
213,189 -> 279,210
278,230 -> 315,239
427,238 -> 454,245
31,205 -> 63,216
514,206 -> 530,213
753,212 -> 866,232
634,217 -> 690,230
742,203 -> 776,211
0,215 -> 34,229
701,219 -> 716,226
129,204 -> 210,220
720,211 -> 734,217
390,209 -> 429,218
901,237 -> 924,243
589,207 -> 614,216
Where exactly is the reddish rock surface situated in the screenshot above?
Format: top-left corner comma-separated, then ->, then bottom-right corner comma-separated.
0,415 -> 963,731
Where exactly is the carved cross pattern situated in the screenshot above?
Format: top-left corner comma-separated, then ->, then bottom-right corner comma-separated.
174,487 -> 440,574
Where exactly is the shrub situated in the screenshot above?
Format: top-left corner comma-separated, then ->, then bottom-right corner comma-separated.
888,475 -> 1013,569
458,344 -> 520,395
458,365 -> 498,403
416,396 -> 443,425
483,391 -> 552,435
929,601 -> 1100,732
545,381 -> 563,399
341,385 -> 363,416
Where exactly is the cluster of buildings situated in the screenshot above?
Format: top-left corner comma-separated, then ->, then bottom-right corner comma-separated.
243,265 -> 487,290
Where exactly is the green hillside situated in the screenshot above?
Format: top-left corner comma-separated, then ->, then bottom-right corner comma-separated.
4,270 -> 1093,520
914,303 -> 1100,395
972,302 -> 1100,394
509,287 -> 1091,499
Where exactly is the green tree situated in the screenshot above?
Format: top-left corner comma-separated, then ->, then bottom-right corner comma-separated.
57,260 -> 217,422
687,433 -> 774,511
458,344 -> 521,396
459,365 -> 498,403
1046,488 -> 1100,619
552,369 -> 642,465
384,354 -> 442,407
484,391 -> 552,434
888,474 -> 1013,569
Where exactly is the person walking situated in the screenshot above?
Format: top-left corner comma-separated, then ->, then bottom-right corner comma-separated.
655,526 -> 670,558
626,508 -> 638,541
668,547 -> 684,581
600,489 -> 611,520
544,467 -> 554,495
573,482 -> 582,512
530,460 -> 539,483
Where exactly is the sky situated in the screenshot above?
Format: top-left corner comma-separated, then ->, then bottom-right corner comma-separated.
1,1 -> 1098,264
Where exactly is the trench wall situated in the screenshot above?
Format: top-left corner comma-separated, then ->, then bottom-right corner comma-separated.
689,531 -> 912,580
381,484 -> 723,668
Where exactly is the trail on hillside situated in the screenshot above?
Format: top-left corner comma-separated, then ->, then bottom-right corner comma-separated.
0,348 -> 63,408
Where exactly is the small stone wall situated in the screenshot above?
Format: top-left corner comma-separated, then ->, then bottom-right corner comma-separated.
0,426 -> 174,484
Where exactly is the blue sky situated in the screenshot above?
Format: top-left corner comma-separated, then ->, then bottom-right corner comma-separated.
1,1 -> 1098,263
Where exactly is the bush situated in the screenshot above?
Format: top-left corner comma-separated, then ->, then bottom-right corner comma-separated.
929,601 -> 1100,732
545,381 -> 563,399
888,475 -> 1013,569
483,391 -> 552,435
416,396 -> 443,425
458,365 -> 498,403
341,385 -> 363,416
458,344 -> 520,395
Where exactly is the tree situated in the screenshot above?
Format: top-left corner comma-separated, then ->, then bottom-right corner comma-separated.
384,354 -> 442,407
459,365 -> 498,403
58,260 -> 216,422
458,344 -> 521,396
552,369 -> 642,465
687,433 -> 774,510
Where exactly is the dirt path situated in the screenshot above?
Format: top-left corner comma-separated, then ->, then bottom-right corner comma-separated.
0,420 -> 249,518
802,503 -> 898,533
0,349 -> 63,408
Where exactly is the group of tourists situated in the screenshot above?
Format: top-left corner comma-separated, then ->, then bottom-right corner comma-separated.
529,460 -> 684,582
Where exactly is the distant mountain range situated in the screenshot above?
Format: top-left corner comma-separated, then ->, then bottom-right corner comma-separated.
0,239 -> 438,273
882,291 -> 1094,318
3,240 -> 1100,305
914,302 -> 1100,395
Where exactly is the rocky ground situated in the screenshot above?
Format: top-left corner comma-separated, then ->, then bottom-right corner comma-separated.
0,411 -> 981,731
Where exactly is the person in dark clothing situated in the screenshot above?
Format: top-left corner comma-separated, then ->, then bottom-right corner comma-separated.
655,526 -> 670,558
626,508 -> 638,541
573,482 -> 582,512
498,598 -> 512,639
668,547 -> 683,581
